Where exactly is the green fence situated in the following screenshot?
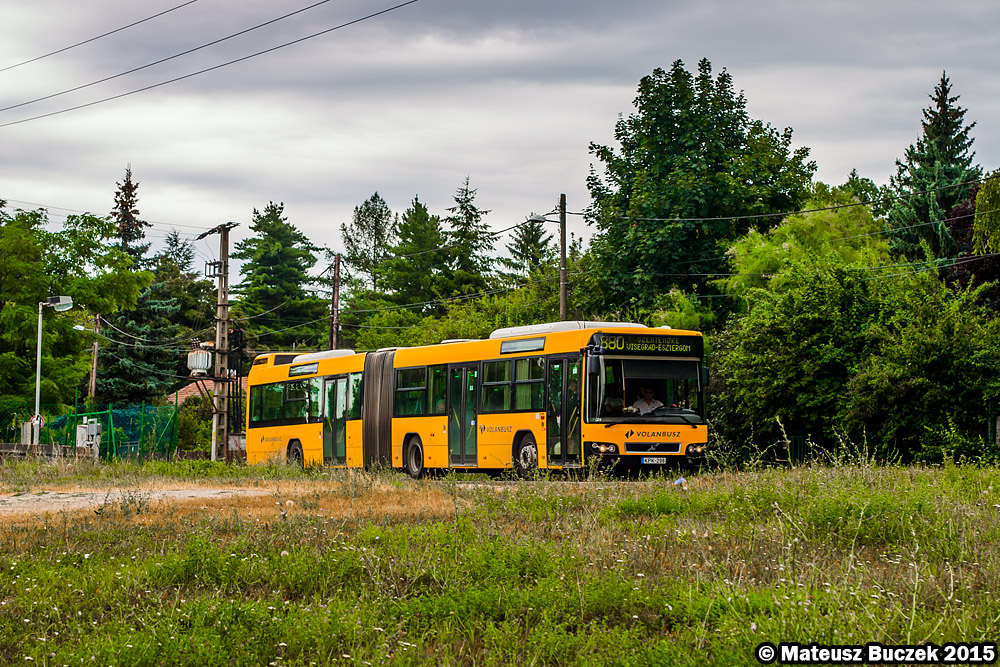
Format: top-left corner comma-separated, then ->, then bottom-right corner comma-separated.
0,401 -> 178,461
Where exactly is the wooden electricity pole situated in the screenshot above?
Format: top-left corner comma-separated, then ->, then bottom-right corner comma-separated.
197,222 -> 238,462
328,253 -> 341,350
558,193 -> 567,321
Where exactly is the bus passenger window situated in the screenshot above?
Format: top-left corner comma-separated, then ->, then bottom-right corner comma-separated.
513,357 -> 544,411
284,380 -> 310,419
395,367 -> 427,417
347,372 -> 363,420
482,360 -> 511,412
262,383 -> 283,421
429,365 -> 447,415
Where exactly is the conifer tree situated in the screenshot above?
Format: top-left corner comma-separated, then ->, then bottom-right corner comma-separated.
232,202 -> 326,350
885,72 -> 981,260
382,197 -> 447,312
97,168 -> 181,404
441,178 -> 495,296
501,217 -> 553,283
110,165 -> 151,266
339,193 -> 397,292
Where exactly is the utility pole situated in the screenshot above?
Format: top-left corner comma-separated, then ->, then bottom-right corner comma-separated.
328,253 -> 341,350
88,316 -> 100,400
197,222 -> 238,462
558,193 -> 567,321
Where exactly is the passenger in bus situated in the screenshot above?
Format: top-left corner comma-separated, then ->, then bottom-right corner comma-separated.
632,387 -> 664,414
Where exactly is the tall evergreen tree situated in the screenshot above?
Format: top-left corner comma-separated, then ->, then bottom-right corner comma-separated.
500,217 -> 553,284
382,196 -> 447,312
97,167 -> 183,404
885,72 -> 981,260
340,193 -> 397,292
95,281 -> 181,405
109,165 -> 151,266
232,202 -> 326,350
442,177 -> 495,296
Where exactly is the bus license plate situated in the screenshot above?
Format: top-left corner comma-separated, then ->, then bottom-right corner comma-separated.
641,456 -> 667,465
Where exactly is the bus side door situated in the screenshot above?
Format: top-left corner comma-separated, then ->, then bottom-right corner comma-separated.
546,356 -> 581,468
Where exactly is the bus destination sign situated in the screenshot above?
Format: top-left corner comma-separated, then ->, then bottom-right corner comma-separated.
592,333 -> 703,357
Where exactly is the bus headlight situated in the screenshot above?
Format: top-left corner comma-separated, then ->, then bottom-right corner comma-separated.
587,442 -> 619,455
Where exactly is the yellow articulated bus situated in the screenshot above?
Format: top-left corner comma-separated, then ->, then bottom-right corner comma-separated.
245,321 -> 708,476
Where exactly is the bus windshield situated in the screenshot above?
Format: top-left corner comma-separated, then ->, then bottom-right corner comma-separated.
586,356 -> 703,424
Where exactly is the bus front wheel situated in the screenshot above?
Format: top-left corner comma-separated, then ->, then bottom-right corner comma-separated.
405,436 -> 424,479
514,435 -> 538,479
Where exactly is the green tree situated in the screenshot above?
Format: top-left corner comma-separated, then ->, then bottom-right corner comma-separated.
841,270 -> 999,461
340,193 -> 397,292
97,170 -> 186,404
587,58 -> 815,309
885,72 -> 981,260
441,178 -> 496,296
721,179 -> 890,300
109,165 -> 151,265
972,173 -> 1000,254
0,203 -> 148,407
381,197 -> 447,313
501,216 -> 553,283
232,202 -> 327,350
95,281 -> 182,405
714,260 -> 877,450
154,230 -> 214,335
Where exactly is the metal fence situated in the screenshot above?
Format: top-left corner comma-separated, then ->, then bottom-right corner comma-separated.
0,401 -> 178,461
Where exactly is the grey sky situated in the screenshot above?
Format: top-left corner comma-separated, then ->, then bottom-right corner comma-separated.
2,0 -> 997,271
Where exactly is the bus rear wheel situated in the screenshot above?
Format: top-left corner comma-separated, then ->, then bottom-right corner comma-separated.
287,442 -> 304,468
405,436 -> 424,479
514,435 -> 538,480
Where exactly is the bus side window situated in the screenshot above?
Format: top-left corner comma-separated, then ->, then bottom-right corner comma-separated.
482,360 -> 511,412
347,372 -> 363,420
249,386 -> 263,424
284,380 -> 310,420
395,367 -> 427,417
262,383 -> 283,421
513,357 -> 544,411
429,365 -> 447,414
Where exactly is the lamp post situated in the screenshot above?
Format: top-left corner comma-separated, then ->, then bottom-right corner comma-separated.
527,193 -> 568,321
34,296 -> 73,445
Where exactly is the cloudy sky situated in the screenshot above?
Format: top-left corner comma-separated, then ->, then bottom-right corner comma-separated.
2,0 -> 998,273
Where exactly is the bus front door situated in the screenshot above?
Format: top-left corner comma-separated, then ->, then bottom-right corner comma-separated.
323,377 -> 348,465
449,365 -> 479,467
546,357 -> 582,468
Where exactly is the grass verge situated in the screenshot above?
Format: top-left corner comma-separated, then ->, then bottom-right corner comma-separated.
0,460 -> 998,665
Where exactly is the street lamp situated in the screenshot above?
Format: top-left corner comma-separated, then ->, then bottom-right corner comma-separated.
527,193 -> 568,321
34,296 -> 73,445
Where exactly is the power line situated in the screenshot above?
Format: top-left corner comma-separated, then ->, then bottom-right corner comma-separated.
601,176 -> 987,224
2,198 -> 215,232
0,0 -> 422,129
0,0 -> 338,113
0,0 -> 202,74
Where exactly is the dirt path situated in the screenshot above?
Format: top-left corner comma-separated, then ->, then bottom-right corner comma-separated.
0,485 -> 275,517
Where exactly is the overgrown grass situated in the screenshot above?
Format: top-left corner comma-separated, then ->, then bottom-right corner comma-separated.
1,460 -> 999,665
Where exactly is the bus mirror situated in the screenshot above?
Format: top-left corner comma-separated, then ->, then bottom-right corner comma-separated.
702,365 -> 709,388
587,357 -> 600,377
